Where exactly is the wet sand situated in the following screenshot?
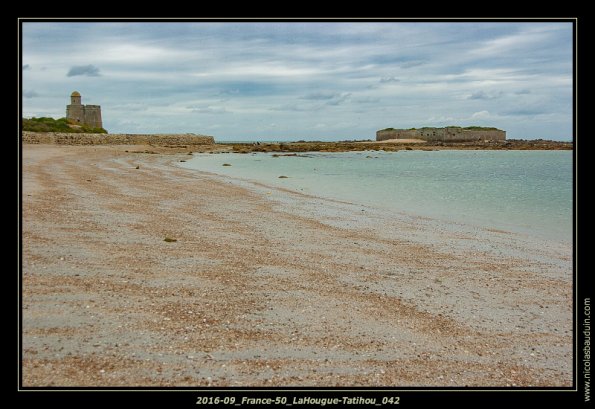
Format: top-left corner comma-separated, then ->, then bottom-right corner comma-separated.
22,144 -> 572,387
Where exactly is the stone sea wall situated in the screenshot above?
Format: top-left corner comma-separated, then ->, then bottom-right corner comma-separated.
22,131 -> 215,146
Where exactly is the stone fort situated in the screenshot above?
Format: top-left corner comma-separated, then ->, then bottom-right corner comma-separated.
376,127 -> 506,142
66,91 -> 103,129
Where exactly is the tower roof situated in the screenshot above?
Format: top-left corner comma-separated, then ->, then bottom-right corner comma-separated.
71,91 -> 81,97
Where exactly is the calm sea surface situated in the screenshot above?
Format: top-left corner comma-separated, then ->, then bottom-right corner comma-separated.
182,150 -> 573,243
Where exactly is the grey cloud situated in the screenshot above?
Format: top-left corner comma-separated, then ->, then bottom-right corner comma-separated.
300,91 -> 351,106
67,64 -> 101,77
22,64 -> 30,70
501,108 -> 545,116
111,103 -> 147,112
326,93 -> 351,106
515,89 -> 532,95
269,103 -> 320,112
467,90 -> 503,100
354,96 -> 380,104
301,91 -> 341,100
23,90 -> 39,98
379,76 -> 400,83
218,89 -> 240,96
400,60 -> 425,69
188,106 -> 230,114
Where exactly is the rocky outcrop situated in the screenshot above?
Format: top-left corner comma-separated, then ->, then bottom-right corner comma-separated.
22,131 -> 215,146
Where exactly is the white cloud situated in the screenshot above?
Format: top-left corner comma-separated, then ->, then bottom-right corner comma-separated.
471,110 -> 491,119
469,25 -> 560,57
188,105 -> 231,114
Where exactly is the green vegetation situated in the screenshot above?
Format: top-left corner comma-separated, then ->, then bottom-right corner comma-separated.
23,117 -> 107,133
462,126 -> 500,131
380,125 -> 502,131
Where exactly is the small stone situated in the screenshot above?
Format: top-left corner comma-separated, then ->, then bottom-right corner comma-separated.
135,165 -> 139,169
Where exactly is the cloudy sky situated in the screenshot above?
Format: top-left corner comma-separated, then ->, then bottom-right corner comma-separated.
22,21 -> 573,141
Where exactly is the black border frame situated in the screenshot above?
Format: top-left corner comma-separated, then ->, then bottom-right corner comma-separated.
17,16 -> 587,407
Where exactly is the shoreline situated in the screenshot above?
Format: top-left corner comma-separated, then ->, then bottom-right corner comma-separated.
22,144 -> 572,386
179,150 -> 572,245
22,131 -> 572,153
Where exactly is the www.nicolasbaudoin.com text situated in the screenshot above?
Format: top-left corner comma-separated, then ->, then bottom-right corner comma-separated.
584,298 -> 591,402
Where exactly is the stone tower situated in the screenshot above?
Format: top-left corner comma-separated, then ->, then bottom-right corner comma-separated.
66,91 -> 103,129
70,91 -> 81,105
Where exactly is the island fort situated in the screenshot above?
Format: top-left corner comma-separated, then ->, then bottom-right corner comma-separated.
377,126 -> 506,142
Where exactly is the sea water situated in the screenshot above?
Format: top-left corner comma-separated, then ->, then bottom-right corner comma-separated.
181,150 -> 573,243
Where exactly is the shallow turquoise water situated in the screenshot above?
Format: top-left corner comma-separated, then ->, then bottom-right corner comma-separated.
182,150 -> 573,243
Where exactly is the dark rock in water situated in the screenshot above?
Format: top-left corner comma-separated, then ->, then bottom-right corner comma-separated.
180,160 -> 186,162
278,175 -> 288,179
222,163 -> 232,166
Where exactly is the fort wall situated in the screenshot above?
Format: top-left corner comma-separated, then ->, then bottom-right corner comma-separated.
376,127 -> 506,142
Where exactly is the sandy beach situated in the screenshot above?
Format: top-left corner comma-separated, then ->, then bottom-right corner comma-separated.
21,144 -> 572,387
